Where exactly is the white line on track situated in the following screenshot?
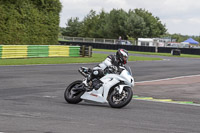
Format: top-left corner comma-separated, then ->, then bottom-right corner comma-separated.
135,74 -> 200,84
43,95 -> 57,98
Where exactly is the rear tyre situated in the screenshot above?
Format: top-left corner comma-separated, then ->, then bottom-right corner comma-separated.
64,80 -> 84,104
108,86 -> 133,108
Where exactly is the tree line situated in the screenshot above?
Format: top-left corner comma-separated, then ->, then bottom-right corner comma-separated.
61,8 -> 167,40
61,8 -> 200,43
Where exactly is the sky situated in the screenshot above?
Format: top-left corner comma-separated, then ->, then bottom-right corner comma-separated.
59,0 -> 200,36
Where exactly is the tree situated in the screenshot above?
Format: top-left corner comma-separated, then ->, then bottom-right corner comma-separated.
62,8 -> 167,40
78,10 -> 98,37
92,10 -> 109,38
105,9 -> 128,39
134,8 -> 167,38
125,10 -> 146,39
63,17 -> 82,37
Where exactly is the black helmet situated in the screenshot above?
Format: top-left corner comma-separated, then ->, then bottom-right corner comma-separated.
116,49 -> 128,64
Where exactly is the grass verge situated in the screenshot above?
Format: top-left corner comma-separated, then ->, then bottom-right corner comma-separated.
93,48 -> 200,58
0,53 -> 161,66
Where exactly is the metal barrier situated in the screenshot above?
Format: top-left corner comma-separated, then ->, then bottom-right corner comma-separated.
59,41 -> 200,55
59,36 -> 117,44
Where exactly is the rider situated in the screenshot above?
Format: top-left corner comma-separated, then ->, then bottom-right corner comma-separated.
85,49 -> 129,91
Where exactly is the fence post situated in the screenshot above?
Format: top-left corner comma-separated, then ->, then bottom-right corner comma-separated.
88,46 -> 92,57
81,45 -> 85,57
154,39 -> 158,53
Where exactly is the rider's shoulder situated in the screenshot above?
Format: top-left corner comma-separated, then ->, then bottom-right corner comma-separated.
107,54 -> 115,60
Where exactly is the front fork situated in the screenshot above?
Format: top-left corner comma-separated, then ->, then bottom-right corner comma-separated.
115,85 -> 129,94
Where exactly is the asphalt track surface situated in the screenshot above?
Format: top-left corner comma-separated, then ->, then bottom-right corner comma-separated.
0,52 -> 200,133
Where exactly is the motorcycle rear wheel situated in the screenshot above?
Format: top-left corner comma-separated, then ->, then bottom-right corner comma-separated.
64,80 -> 84,104
108,86 -> 133,108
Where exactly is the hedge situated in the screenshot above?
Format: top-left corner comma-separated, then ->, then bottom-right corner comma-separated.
0,0 -> 62,45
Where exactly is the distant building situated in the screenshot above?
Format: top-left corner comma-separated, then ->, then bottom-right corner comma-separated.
137,38 -> 171,47
137,38 -> 154,46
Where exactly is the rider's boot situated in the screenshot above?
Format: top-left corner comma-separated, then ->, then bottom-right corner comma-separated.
82,80 -> 91,92
83,76 -> 102,91
82,75 -> 93,92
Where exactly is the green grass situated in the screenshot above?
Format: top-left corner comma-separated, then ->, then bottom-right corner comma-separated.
93,48 -> 200,58
0,53 -> 161,66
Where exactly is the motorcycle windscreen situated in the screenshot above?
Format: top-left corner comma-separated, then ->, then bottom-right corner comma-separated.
124,65 -> 132,76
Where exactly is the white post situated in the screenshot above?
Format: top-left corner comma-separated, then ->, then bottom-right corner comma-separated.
154,39 -> 158,53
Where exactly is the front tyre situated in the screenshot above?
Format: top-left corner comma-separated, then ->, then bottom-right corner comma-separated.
108,86 -> 133,108
64,80 -> 84,104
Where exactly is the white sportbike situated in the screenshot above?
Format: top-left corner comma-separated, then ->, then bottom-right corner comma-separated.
64,65 -> 134,108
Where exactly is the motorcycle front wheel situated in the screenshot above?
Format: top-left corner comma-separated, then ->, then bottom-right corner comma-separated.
108,86 -> 133,108
64,80 -> 84,104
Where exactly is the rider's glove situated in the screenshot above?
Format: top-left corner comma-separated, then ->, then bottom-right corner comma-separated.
109,65 -> 118,73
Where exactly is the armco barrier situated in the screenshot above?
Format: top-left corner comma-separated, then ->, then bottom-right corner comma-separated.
59,41 -> 156,52
28,45 -> 49,58
0,45 -> 2,58
0,45 -> 80,59
2,45 -> 27,58
69,46 -> 81,57
59,41 -> 200,55
49,45 -> 69,57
